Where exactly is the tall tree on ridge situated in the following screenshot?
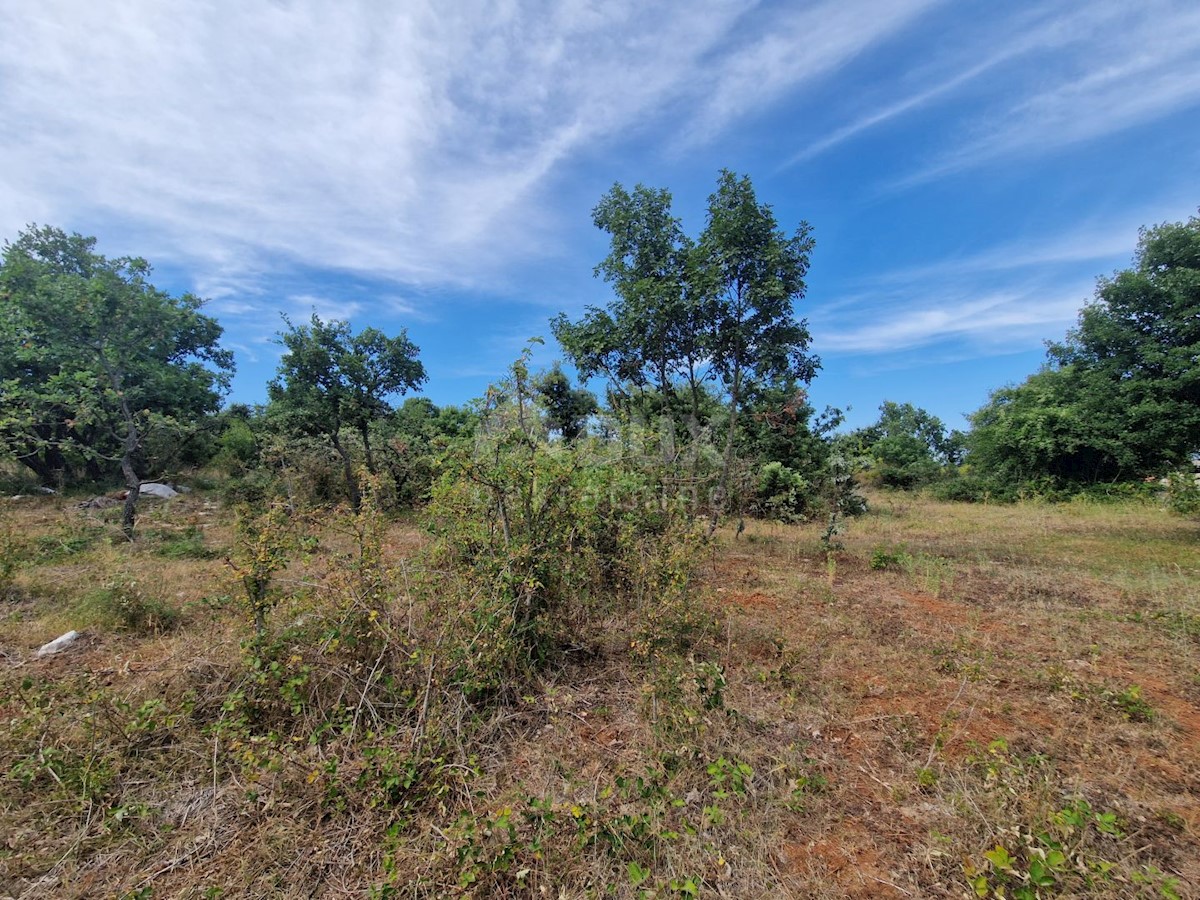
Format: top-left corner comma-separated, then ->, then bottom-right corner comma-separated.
697,170 -> 818,531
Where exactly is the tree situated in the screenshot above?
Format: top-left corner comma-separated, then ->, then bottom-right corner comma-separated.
268,314 -> 426,508
552,183 -> 709,427
969,212 -> 1200,488
852,401 -> 961,488
0,225 -> 233,536
968,366 -> 1127,486
534,365 -> 598,442
1047,213 -> 1200,472
553,172 -> 818,526
697,170 -> 817,530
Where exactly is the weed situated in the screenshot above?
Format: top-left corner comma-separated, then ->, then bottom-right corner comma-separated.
31,522 -> 107,562
79,576 -> 179,633
1100,683 -> 1154,722
229,499 -> 296,641
870,545 -> 911,570
149,525 -> 219,560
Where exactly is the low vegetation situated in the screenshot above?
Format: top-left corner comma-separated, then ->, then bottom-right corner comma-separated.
2,484 -> 1197,898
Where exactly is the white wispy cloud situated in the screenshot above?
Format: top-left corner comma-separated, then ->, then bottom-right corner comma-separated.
0,0 -> 939,307
780,5 -> 1068,168
682,0 -> 944,146
809,204 -> 1198,356
900,2 -> 1200,183
782,0 -> 1200,181
285,294 -> 365,325
814,284 -> 1086,354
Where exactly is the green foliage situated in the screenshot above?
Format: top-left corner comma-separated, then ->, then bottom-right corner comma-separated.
230,499 -> 297,641
148,525 -> 218,560
554,171 -> 819,525
212,415 -> 260,474
754,461 -> 812,521
268,314 -> 426,506
1100,684 -> 1154,722
80,576 -> 179,634
819,443 -> 869,551
870,546 -> 912,570
424,348 -> 705,698
534,365 -> 598,442
0,225 -> 232,504
853,401 -> 961,489
374,396 -> 477,508
968,213 -> 1200,491
1163,472 -> 1200,517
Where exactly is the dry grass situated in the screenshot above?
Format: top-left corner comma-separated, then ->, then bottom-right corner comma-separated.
1,489 -> 1197,899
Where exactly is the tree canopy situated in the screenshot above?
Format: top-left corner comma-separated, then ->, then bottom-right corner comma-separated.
268,314 -> 426,506
969,213 -> 1200,487
0,224 -> 233,532
553,171 -> 818,524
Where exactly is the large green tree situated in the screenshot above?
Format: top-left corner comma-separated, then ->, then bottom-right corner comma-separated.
0,225 -> 233,535
970,212 -> 1200,486
268,314 -> 426,507
697,170 -> 817,528
852,401 -> 963,488
553,171 -> 818,524
551,183 -> 709,426
534,365 -> 598,443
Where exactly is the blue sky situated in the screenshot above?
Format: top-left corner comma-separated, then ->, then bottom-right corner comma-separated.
2,0 -> 1198,430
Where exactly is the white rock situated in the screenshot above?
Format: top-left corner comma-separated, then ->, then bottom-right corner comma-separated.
37,630 -> 80,657
139,482 -> 179,498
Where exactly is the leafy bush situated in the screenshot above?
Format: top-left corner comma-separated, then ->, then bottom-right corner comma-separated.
1164,472 -> 1200,517
424,354 -> 706,699
753,461 -> 812,521
211,417 -> 259,474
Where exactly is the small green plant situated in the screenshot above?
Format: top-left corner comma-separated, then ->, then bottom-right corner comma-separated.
870,546 -> 911,570
1163,471 -> 1200,517
32,522 -> 106,562
229,499 -> 296,641
150,525 -> 219,560
1101,684 -> 1154,722
81,577 -> 179,634
707,756 -> 753,799
961,743 -> 1135,899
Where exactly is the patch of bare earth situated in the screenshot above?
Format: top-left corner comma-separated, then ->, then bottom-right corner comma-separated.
710,498 -> 1200,897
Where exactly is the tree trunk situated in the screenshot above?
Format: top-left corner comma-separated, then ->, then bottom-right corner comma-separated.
97,349 -> 141,539
119,444 -> 140,540
359,423 -> 377,475
331,431 -> 361,510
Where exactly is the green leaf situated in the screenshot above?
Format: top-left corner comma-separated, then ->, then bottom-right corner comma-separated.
627,861 -> 650,886
984,845 -> 1014,872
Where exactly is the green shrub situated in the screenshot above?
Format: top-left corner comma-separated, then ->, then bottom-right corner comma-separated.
753,461 -> 812,521
424,357 -> 706,699
149,525 -> 219,560
80,577 -> 179,634
1164,472 -> 1200,517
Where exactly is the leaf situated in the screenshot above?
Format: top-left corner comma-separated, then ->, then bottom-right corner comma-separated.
627,861 -> 650,886
984,845 -> 1014,872
1028,859 -> 1055,887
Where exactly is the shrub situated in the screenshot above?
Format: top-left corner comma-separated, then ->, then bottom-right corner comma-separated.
423,357 -> 706,699
753,461 -> 812,522
80,577 -> 179,634
1164,471 -> 1200,517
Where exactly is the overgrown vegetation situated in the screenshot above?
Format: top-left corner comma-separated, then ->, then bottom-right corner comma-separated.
1,188 -> 1197,897
3,484 -> 1196,897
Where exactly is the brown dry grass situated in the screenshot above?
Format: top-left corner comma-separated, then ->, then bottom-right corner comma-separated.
1,489 -> 1197,899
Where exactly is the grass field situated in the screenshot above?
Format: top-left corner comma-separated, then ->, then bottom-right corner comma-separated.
1,489 -> 1197,898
